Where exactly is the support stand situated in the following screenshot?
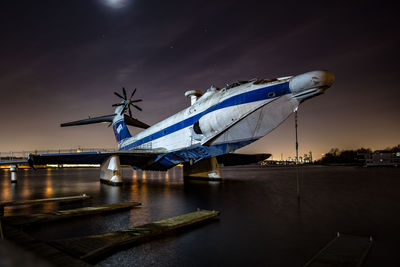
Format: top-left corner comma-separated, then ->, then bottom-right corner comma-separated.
183,157 -> 221,180
100,155 -> 123,186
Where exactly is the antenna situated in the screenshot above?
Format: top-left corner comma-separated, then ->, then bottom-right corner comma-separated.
295,108 -> 300,201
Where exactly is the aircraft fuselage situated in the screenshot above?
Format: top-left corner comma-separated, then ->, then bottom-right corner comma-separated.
113,70 -> 334,168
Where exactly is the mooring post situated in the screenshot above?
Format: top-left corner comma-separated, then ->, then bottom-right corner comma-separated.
10,165 -> 17,183
295,110 -> 300,200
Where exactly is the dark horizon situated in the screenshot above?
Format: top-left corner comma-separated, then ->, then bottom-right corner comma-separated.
1,0 -> 399,159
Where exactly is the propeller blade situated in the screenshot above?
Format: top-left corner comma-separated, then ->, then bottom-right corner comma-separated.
122,87 -> 127,99
132,104 -> 142,111
112,103 -> 124,107
131,99 -> 142,103
128,105 -> 132,117
114,92 -> 124,99
130,88 -> 137,100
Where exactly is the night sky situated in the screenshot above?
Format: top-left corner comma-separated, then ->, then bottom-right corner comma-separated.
1,0 -> 399,159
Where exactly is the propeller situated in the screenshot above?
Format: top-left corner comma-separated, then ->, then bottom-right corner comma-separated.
112,87 -> 143,117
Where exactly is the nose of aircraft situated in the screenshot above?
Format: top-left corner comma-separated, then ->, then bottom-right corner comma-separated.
289,70 -> 335,94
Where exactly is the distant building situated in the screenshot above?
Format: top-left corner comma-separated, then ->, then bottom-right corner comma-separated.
358,151 -> 400,167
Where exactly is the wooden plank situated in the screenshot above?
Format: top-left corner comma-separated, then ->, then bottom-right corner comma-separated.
304,233 -> 373,267
0,194 -> 91,207
4,202 -> 141,226
51,209 -> 220,263
0,239 -> 54,267
4,225 -> 91,267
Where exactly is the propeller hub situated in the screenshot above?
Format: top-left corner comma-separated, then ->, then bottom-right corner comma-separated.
113,87 -> 143,117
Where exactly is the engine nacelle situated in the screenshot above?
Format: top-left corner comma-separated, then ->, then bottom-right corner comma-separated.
193,107 -> 241,140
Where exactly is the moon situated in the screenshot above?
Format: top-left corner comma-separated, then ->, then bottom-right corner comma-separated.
100,0 -> 131,9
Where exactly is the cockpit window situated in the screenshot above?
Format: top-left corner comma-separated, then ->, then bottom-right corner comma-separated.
253,78 -> 278,85
225,79 -> 255,90
225,82 -> 243,90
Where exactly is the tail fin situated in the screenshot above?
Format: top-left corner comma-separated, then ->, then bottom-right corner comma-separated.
112,115 -> 132,143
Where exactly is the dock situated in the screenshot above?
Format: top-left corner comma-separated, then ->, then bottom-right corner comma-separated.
0,194 -> 91,215
0,239 -> 54,267
1,197 -> 219,266
51,209 -> 220,263
4,201 -> 141,226
304,232 -> 373,267
3,224 -> 91,267
2,200 -> 142,266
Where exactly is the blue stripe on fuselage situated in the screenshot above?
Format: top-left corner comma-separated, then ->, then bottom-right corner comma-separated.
120,81 -> 290,150
157,139 -> 258,168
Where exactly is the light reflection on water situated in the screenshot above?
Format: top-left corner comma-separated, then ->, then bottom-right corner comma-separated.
0,166 -> 399,266
1,176 -> 11,200
126,168 -> 181,226
45,171 -> 53,198
0,167 -> 185,218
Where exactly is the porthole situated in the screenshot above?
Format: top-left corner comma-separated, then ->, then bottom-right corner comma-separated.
268,92 -> 275,97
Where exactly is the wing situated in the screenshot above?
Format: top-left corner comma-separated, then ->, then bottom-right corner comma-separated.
1,151 -> 270,170
28,151 -> 166,170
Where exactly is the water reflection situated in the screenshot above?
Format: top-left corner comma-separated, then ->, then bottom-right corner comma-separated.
10,183 -> 16,201
2,166 -> 399,267
45,172 -> 53,198
1,166 -> 211,221
100,183 -> 121,204
128,169 -> 151,226
42,168 -> 56,212
21,174 -> 31,199
1,174 -> 11,200
132,170 -> 137,183
165,169 -> 169,181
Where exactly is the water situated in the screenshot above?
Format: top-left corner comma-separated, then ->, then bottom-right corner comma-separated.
1,166 -> 399,266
